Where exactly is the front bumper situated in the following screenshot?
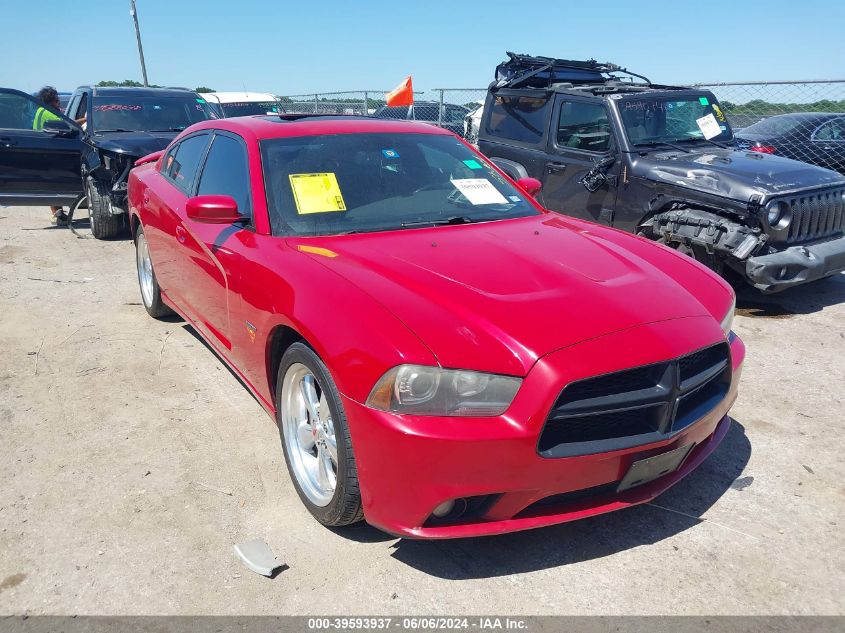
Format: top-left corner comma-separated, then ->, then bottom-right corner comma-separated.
344,317 -> 745,539
745,235 -> 845,292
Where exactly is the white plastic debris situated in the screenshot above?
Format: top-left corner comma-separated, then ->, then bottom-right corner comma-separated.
233,538 -> 285,577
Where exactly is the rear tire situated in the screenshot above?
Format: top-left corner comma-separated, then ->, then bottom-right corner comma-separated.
86,176 -> 125,240
276,343 -> 363,527
134,226 -> 172,318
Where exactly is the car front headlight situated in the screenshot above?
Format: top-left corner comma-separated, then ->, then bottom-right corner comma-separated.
765,200 -> 792,229
720,294 -> 736,337
366,365 -> 522,417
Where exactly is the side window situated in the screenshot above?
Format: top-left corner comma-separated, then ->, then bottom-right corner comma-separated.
66,94 -> 80,120
556,101 -> 612,152
0,91 -> 40,130
814,119 -> 845,142
160,144 -> 178,177
486,94 -> 551,144
166,133 -> 209,193
196,134 -> 251,219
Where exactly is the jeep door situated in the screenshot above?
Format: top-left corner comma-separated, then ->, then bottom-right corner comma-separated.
540,96 -> 620,225
476,91 -> 554,187
0,88 -> 83,206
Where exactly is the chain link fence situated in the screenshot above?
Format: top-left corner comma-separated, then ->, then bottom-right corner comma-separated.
279,81 -> 845,173
693,80 -> 845,172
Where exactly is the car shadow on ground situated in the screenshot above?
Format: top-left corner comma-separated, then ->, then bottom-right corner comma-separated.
336,420 -> 752,579
736,272 -> 845,317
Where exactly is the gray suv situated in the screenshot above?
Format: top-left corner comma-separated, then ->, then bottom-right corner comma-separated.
478,53 -> 845,292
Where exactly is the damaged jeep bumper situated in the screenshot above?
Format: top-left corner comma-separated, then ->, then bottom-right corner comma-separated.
745,235 -> 845,292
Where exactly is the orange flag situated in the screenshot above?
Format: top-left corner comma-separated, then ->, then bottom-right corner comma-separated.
386,76 -> 414,107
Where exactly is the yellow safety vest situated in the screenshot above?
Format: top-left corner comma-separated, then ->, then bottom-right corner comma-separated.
33,106 -> 61,130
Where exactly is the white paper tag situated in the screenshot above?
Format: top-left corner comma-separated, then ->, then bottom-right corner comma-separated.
451,179 -> 509,205
696,113 -> 722,140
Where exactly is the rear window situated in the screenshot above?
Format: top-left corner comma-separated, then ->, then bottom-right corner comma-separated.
220,102 -> 280,117
486,94 -> 551,144
373,106 -> 410,120
741,116 -> 807,137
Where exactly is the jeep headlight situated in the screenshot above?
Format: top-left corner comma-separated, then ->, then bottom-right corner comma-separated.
765,200 -> 792,229
366,365 -> 522,417
720,294 -> 736,338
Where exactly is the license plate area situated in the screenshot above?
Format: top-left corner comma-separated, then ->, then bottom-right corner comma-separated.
617,443 -> 694,493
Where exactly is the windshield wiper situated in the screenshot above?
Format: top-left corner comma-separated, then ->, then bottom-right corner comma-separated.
149,127 -> 187,132
95,128 -> 133,133
400,216 -> 478,228
634,140 -> 690,153
675,136 -> 730,149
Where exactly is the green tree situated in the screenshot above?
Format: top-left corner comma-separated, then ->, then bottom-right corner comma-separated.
96,79 -> 163,88
195,86 -> 214,93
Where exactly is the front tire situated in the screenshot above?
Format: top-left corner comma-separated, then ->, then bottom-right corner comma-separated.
276,343 -> 363,527
86,176 -> 125,240
134,226 -> 172,318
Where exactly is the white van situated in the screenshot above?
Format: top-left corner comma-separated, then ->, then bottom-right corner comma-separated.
199,92 -> 283,118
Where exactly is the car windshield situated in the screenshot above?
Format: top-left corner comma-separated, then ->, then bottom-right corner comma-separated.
619,94 -> 733,146
261,132 -> 540,237
220,101 -> 280,117
91,95 -> 217,132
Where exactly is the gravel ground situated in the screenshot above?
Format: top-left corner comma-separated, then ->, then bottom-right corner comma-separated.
0,206 -> 843,615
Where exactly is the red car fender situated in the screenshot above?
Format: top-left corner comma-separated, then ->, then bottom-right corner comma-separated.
229,239 -> 440,410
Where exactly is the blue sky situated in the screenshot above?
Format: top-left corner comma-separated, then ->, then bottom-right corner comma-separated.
1,0 -> 841,95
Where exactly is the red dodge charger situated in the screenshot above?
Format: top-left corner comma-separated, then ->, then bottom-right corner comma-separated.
127,114 -> 744,538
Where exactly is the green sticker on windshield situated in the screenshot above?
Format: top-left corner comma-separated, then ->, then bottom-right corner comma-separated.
196,98 -> 206,103
463,159 -> 483,170
699,96 -> 709,106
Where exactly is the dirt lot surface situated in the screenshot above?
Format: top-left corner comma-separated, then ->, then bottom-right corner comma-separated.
0,206 -> 843,615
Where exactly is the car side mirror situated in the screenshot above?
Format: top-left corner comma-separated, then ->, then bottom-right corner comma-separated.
42,118 -> 78,137
516,177 -> 542,197
186,195 -> 247,224
580,153 -> 617,193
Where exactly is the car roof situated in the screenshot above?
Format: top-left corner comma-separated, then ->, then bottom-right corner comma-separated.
183,115 -> 456,140
761,112 -> 845,120
200,91 -> 277,103
82,86 -> 199,98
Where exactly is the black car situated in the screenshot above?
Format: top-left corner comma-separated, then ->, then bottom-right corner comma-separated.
372,101 -> 470,136
735,112 -> 845,175
0,86 -> 216,238
476,53 -> 845,293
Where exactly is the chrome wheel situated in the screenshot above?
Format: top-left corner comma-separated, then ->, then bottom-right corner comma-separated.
136,231 -> 154,308
281,363 -> 338,507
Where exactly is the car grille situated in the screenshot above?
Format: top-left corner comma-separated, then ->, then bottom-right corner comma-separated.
783,188 -> 845,243
538,343 -> 731,458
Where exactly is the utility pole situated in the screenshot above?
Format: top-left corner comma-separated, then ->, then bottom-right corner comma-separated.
129,0 -> 149,86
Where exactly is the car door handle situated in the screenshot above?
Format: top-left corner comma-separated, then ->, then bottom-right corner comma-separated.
175,226 -> 187,243
143,193 -> 150,205
547,162 -> 567,172
0,137 -> 17,147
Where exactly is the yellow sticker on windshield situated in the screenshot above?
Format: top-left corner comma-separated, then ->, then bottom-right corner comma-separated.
712,103 -> 726,122
288,173 -> 347,214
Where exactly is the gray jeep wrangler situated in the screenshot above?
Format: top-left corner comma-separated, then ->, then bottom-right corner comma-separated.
478,53 -> 845,292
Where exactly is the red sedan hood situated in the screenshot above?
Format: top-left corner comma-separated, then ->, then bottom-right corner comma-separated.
291,215 -> 726,376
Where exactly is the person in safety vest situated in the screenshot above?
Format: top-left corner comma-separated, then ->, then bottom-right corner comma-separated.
33,86 -> 85,225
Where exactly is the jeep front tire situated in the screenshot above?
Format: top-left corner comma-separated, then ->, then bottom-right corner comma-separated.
86,176 -> 125,240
